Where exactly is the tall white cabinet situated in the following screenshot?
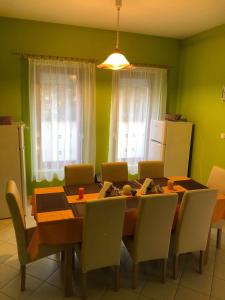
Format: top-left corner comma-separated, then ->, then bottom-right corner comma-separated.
0,124 -> 27,219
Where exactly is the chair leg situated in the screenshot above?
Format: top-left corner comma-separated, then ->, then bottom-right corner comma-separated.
217,229 -> 222,249
199,251 -> 204,274
82,272 -> 87,300
114,265 -> 120,291
173,255 -> 179,280
64,247 -> 73,297
132,263 -> 138,289
21,265 -> 26,291
205,228 -> 211,264
162,259 -> 167,283
72,251 -> 75,271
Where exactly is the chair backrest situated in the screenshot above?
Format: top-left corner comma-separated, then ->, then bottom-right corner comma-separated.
132,193 -> 178,263
101,162 -> 128,182
6,180 -> 28,264
64,164 -> 94,186
138,161 -> 164,179
175,189 -> 217,255
81,197 -> 126,273
207,165 -> 225,194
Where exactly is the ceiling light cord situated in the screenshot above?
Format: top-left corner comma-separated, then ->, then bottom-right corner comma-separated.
116,2 -> 121,50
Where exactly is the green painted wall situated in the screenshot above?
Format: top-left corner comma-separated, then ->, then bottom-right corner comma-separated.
176,24 -> 225,184
0,17 -> 180,193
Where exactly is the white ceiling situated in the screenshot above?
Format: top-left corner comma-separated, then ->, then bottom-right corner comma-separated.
0,0 -> 225,39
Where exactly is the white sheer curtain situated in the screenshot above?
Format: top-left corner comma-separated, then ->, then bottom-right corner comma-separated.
109,67 -> 167,174
29,58 -> 96,182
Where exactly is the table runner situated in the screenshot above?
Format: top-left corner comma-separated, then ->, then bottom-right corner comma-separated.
174,179 -> 207,190
36,192 -> 69,213
63,183 -> 102,196
137,177 -> 169,186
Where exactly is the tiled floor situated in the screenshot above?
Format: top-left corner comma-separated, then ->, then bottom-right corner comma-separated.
1,216 -> 225,300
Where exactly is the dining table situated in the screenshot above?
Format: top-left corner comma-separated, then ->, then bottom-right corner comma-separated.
28,176 -> 225,297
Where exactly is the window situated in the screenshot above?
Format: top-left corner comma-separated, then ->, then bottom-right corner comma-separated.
109,67 -> 167,174
29,58 -> 96,182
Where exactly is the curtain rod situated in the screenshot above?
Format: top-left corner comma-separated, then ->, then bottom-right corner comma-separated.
12,52 -> 171,69
12,52 -> 98,63
131,63 -> 171,69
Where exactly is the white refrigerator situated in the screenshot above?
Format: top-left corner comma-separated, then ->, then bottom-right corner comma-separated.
0,124 -> 27,219
149,120 -> 193,176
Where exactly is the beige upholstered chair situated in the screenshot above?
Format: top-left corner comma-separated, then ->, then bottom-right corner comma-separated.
6,180 -> 67,291
123,193 -> 178,288
101,162 -> 128,182
207,165 -> 225,248
173,189 -> 217,279
64,164 -> 94,185
76,197 -> 126,299
138,161 -> 164,179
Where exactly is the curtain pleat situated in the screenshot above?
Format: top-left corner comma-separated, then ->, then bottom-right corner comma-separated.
29,58 -> 96,182
109,67 -> 167,174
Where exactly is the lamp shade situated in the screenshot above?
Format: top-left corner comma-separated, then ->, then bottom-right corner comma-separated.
97,51 -> 131,70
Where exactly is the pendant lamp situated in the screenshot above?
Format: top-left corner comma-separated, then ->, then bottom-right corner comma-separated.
97,0 -> 132,70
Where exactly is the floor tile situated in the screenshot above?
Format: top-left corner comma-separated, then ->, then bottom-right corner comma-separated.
61,294 -> 80,300
48,253 -> 61,262
27,257 -> 59,280
211,277 -> 225,300
73,282 -> 106,300
0,242 -> 18,264
4,254 -> 20,270
141,280 -> 177,300
183,253 -> 215,277
119,261 -> 147,294
0,219 -> 13,227
216,249 -> 225,264
0,227 -> 16,243
214,261 -> 225,281
0,291 -> 14,300
47,269 -> 64,289
71,268 -> 108,299
26,282 -> 63,300
85,268 -> 112,288
102,288 -> 139,300
0,263 -> 19,288
180,270 -> 213,295
138,296 -> 154,300
166,257 -> 185,282
0,222 -> 9,231
1,273 -> 42,299
175,285 -> 210,300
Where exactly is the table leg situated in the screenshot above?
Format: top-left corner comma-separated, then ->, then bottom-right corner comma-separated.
64,246 -> 73,297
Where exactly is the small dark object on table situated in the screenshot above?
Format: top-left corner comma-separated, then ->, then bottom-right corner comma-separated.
131,189 -> 137,196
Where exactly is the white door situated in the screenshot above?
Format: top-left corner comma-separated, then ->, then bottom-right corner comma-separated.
151,120 -> 166,144
149,140 -> 165,161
